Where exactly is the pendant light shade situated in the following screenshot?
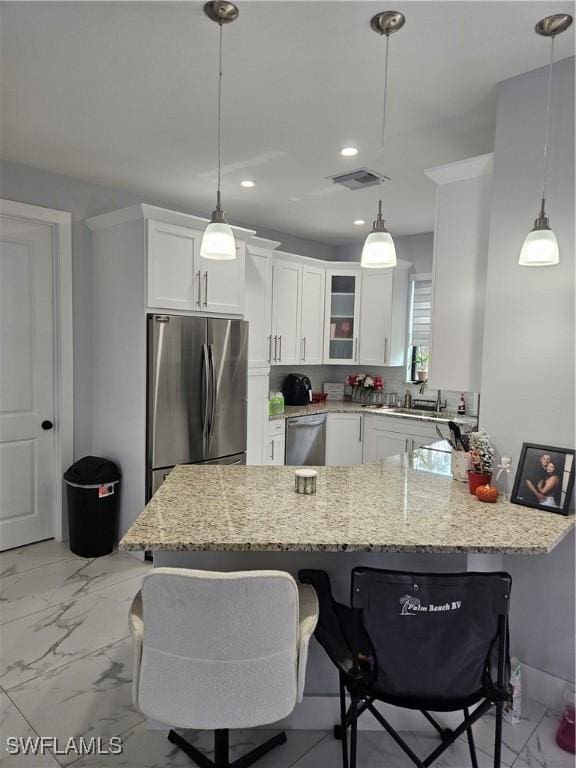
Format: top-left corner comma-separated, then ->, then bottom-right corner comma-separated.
361,200 -> 397,268
201,1 -> 238,261
361,11 -> 405,269
201,222 -> 237,261
519,201 -> 559,266
519,13 -> 572,267
200,192 -> 236,260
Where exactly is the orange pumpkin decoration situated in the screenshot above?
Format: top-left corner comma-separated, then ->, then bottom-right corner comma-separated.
476,484 -> 499,503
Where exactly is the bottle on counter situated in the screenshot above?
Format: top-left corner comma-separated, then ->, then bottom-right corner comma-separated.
403,390 -> 412,409
457,394 -> 466,414
269,392 -> 284,417
495,456 -> 513,501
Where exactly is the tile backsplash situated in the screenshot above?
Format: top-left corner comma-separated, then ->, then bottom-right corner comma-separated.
269,365 -> 479,416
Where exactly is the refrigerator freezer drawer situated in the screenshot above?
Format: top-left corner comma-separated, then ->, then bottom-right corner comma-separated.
149,453 -> 246,499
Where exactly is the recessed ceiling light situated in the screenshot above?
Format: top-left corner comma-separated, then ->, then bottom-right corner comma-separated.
341,147 -> 358,157
240,180 -> 255,188
353,219 -> 366,226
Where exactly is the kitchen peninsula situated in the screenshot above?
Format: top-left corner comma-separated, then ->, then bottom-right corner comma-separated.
120,455 -> 573,560
120,451 -> 574,719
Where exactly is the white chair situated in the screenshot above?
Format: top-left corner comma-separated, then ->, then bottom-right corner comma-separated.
129,567 -> 319,768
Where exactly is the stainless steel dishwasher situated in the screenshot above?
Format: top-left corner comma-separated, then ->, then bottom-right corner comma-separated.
285,413 -> 326,465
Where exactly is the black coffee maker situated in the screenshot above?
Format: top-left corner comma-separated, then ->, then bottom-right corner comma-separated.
282,374 -> 313,406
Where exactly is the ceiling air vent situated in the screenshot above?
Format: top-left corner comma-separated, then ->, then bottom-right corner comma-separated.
329,168 -> 390,191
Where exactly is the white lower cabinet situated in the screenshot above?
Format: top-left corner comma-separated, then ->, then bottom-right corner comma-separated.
325,413 -> 363,465
247,368 -> 270,464
362,416 -> 439,462
264,419 -> 285,466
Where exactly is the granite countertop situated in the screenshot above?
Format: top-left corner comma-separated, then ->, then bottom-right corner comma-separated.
269,401 -> 477,427
120,460 -> 574,555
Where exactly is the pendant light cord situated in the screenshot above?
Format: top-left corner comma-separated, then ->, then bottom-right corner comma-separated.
541,35 -> 555,206
378,33 -> 391,209
216,22 -> 223,206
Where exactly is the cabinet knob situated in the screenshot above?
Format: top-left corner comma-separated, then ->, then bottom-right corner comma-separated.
41,420 -> 54,431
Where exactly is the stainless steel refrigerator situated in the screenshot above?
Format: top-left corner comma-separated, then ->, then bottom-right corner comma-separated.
147,314 -> 248,499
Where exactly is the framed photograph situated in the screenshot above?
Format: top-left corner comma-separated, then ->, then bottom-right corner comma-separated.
511,443 -> 575,516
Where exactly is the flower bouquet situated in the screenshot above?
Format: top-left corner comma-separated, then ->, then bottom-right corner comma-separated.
346,374 -> 384,404
468,429 -> 494,495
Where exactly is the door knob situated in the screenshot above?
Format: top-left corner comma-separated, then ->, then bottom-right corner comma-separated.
41,420 -> 54,430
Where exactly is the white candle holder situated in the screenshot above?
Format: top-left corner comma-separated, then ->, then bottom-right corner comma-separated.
295,469 -> 317,495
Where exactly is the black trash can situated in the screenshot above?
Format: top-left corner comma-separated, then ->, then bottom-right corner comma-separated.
64,456 -> 121,557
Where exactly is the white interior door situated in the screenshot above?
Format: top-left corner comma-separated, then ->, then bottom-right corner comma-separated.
0,215 -> 56,550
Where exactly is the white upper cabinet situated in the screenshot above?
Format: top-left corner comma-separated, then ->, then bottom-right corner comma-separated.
271,258 -> 303,365
269,255 -> 326,366
245,240 -> 278,367
359,269 -> 393,366
359,263 -> 410,367
91,205 -> 253,316
300,264 -> 325,364
147,220 -> 200,311
200,241 -> 246,315
147,218 -> 245,315
324,269 -> 361,364
425,154 -> 493,392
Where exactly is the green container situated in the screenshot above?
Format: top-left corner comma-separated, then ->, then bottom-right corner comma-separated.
269,391 -> 285,416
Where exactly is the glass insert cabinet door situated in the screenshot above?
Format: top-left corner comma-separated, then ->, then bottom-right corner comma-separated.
324,270 -> 361,363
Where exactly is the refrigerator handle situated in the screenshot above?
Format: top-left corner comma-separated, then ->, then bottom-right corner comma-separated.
149,319 -> 166,468
201,344 -> 210,444
208,343 -> 217,438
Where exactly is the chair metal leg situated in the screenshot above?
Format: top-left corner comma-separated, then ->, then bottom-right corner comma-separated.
168,728 -> 287,768
367,704 -> 426,768
232,732 -> 287,768
168,730 -> 215,768
421,710 -> 453,743
349,696 -> 358,768
463,708 -> 479,768
493,703 -> 503,768
339,673 -> 349,768
214,730 -> 230,768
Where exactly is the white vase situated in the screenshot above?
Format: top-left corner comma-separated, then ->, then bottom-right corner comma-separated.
451,451 -> 470,482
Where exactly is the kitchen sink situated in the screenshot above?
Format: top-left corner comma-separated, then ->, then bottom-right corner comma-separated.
365,406 -> 463,421
389,408 -> 462,421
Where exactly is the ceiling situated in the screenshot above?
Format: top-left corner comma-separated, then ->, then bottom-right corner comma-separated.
1,1 -> 574,244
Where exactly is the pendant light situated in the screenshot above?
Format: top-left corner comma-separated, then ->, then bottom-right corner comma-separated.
200,1 -> 239,261
519,13 -> 573,267
361,10 -> 405,269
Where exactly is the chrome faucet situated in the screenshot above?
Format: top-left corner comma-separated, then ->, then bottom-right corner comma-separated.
436,389 -> 447,411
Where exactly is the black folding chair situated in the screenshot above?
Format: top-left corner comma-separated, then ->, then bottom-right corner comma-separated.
299,567 -> 512,768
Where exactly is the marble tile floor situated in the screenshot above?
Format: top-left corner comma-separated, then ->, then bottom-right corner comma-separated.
0,539 -> 573,768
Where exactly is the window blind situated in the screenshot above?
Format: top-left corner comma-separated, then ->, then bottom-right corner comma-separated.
410,279 -> 432,346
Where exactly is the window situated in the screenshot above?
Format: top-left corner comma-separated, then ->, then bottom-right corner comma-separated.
407,275 -> 432,383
